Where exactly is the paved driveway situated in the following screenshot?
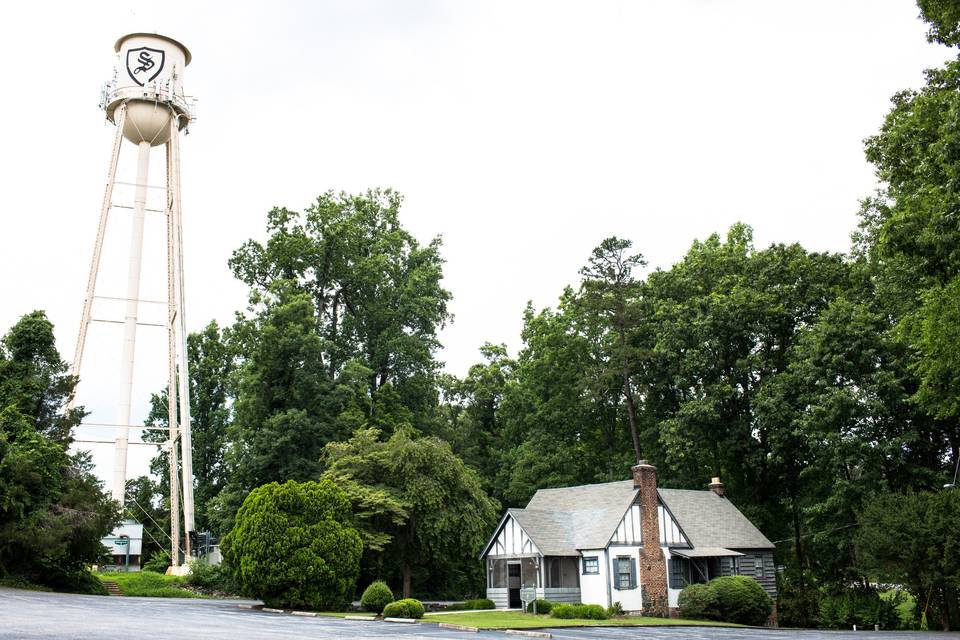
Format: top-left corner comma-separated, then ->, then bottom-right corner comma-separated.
2,588 -> 959,640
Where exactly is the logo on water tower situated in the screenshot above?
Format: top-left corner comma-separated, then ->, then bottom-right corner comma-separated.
126,47 -> 165,86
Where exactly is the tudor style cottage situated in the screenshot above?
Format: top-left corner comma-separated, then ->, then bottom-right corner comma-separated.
479,461 -> 776,618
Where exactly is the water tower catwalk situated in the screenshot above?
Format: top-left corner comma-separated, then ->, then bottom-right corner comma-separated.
71,33 -> 197,565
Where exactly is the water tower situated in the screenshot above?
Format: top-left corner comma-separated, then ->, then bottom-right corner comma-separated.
70,33 -> 198,564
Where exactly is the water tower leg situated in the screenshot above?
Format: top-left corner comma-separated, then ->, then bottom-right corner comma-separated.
113,139 -> 152,504
165,132 -> 182,567
70,105 -> 127,410
168,119 -> 196,549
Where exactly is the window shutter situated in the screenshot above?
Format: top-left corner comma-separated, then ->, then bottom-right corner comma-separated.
629,558 -> 637,590
612,559 -> 620,590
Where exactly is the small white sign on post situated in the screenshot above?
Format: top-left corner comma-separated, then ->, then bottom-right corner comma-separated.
520,587 -> 537,613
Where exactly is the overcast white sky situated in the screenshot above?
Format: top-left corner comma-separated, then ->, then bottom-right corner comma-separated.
0,1 -> 950,486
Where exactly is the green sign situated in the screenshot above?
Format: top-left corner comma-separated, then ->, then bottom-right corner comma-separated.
114,539 -> 129,546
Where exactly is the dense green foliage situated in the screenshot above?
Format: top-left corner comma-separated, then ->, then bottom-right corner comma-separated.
382,598 -> 425,619
186,558 -> 239,595
678,583 -> 720,620
360,580 -> 393,613
856,490 -> 960,629
322,427 -> 499,598
551,603 -> 610,620
222,480 -> 362,610
817,587 -> 902,630
0,311 -> 118,593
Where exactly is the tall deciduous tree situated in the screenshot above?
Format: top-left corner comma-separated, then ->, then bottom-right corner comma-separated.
228,189 -> 451,431
0,311 -> 118,591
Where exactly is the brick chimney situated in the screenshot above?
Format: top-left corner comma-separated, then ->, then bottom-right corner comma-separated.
632,461 -> 668,616
709,476 -> 725,497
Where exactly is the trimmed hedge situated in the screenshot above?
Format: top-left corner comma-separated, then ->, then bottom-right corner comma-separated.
361,581 -> 393,614
464,598 -> 496,610
383,598 -> 425,619
526,599 -> 554,614
550,603 -> 610,620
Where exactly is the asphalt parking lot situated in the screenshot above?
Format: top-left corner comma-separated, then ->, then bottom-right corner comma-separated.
2,588 -> 959,640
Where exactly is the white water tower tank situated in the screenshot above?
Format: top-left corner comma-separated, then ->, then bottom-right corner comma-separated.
104,33 -> 192,146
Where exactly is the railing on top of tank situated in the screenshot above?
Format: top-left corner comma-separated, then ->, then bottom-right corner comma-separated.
100,80 -> 196,123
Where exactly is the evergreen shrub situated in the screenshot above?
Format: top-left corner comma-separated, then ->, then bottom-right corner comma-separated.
382,598 -> 425,619
526,599 -> 554,613
818,587 -> 902,630
221,480 -> 363,611
361,581 -> 394,613
550,603 -> 609,619
678,582 -> 720,620
709,576 -> 773,625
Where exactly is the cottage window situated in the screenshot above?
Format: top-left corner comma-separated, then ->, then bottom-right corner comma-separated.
669,557 -> 688,589
614,556 -> 636,590
755,555 -> 765,578
545,557 -> 579,588
582,556 -> 599,575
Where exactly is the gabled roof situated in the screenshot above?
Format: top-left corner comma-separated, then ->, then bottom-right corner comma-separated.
481,479 -> 773,558
658,489 -> 774,550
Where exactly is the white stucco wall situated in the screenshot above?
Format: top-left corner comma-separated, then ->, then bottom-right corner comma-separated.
578,549 -> 608,607
608,545 -> 644,612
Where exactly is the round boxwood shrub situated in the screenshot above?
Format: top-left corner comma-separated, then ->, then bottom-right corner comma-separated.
361,580 -> 393,613
709,576 -> 773,626
382,598 -> 425,619
221,479 -> 363,611
678,582 -> 720,620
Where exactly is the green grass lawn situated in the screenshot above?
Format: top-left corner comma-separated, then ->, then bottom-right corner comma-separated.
422,611 -> 741,629
94,571 -> 198,598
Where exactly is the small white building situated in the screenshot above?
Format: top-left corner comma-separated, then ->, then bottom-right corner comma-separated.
100,519 -> 144,572
479,462 -> 776,619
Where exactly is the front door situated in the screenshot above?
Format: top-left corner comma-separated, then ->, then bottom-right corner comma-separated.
508,563 -> 522,608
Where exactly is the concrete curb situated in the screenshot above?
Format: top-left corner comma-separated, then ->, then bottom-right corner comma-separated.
262,607 -> 285,613
504,631 -> 552,639
290,611 -> 317,617
384,617 -> 418,623
344,615 -> 377,620
236,604 -> 262,610
438,622 -> 479,632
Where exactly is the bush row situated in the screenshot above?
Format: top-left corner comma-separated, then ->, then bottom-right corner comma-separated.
551,603 -> 610,620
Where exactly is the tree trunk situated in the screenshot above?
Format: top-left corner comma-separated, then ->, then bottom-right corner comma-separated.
402,561 -> 412,598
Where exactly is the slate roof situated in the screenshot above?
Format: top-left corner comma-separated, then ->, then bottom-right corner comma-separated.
484,479 -> 773,558
658,488 -> 773,550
